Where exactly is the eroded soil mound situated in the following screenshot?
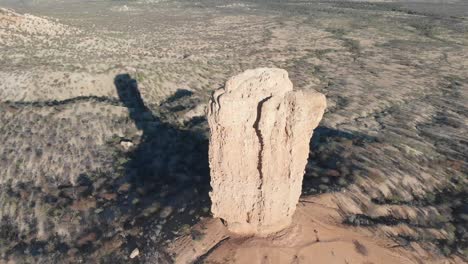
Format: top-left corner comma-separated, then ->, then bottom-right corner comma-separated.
170,193 -> 466,264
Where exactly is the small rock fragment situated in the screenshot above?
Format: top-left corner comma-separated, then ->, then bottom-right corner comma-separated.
130,248 -> 139,259
159,206 -> 173,218
118,183 -> 131,193
120,140 -> 134,151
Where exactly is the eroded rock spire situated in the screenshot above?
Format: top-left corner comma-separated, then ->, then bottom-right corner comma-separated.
208,68 -> 326,235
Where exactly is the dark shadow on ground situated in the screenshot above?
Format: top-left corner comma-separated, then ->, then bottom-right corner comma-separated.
302,126 -> 377,195
110,74 -> 211,260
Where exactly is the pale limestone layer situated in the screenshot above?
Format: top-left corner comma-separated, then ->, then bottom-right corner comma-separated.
208,68 -> 327,235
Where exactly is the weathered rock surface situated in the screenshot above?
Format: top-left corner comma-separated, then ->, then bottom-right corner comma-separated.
208,68 -> 327,235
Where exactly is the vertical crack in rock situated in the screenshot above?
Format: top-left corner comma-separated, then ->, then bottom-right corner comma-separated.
252,95 -> 272,226
208,68 -> 326,235
253,95 -> 272,183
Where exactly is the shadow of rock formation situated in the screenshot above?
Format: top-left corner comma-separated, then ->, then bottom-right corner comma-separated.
113,73 -> 211,233
303,126 -> 377,195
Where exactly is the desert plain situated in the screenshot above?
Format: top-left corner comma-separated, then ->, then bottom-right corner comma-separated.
0,0 -> 467,263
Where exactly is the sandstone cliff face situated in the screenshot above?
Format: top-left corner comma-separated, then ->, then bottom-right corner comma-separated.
208,68 -> 326,235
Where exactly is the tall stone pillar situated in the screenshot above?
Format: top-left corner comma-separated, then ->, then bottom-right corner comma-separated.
208,68 -> 326,235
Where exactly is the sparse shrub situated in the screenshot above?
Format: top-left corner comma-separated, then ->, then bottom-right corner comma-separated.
409,19 -> 435,37
343,38 -> 361,57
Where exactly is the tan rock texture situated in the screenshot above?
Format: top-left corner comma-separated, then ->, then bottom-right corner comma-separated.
208,68 -> 326,235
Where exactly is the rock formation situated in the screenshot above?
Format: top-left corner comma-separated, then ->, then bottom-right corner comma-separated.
208,68 -> 327,235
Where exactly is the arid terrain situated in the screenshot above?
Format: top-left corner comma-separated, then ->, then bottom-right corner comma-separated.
0,0 -> 467,263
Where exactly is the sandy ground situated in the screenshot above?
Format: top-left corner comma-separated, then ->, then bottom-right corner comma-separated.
170,193 -> 465,263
